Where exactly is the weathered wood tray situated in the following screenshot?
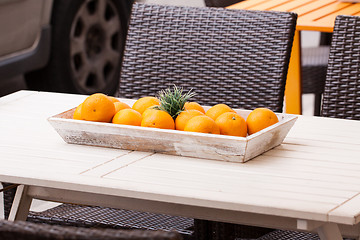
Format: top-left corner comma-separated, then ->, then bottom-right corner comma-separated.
48,104 -> 297,163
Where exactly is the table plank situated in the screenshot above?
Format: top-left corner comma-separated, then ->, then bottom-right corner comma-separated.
294,0 -> 342,17
245,0 -> 289,11
227,0 -> 268,10
270,0 -> 314,12
81,151 -> 154,177
330,193 -> 360,225
316,4 -> 360,24
100,155 -> 344,222
299,1 -> 352,22
0,90 -> 37,105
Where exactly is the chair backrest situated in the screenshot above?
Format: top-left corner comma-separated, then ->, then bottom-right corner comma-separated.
117,3 -> 297,112
204,0 -> 243,7
0,219 -> 183,240
321,15 -> 360,120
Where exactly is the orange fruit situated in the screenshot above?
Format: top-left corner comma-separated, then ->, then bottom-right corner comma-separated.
81,93 -> 115,122
142,107 -> 158,118
112,109 -> 142,126
205,104 -> 236,121
73,103 -> 83,120
141,109 -> 175,129
215,112 -> 247,137
175,110 -> 204,131
114,101 -> 131,113
184,102 -> 205,114
107,96 -> 120,103
184,115 -> 220,134
132,97 -> 160,114
246,108 -> 279,135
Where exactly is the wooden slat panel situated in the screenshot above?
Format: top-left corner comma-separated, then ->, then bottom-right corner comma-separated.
316,4 -> 360,24
276,144 -> 360,159
270,0 -> 314,12
227,0 -> 269,10
284,138 -> 360,153
101,156 -> 348,222
246,0 -> 290,11
298,1 -> 351,21
119,154 -> 360,190
0,90 -> 36,105
287,117 -> 360,141
106,165 -> 357,202
0,144 -> 128,174
81,151 -> 153,177
330,193 -> 360,225
0,159 -> 334,223
228,0 -> 360,31
265,147 -> 360,166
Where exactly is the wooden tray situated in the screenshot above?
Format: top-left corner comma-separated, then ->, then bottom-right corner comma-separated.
48,105 -> 297,163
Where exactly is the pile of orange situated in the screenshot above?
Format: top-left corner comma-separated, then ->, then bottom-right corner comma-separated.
73,93 -> 279,137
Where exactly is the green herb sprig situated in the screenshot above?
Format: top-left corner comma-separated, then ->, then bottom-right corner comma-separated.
157,85 -> 196,119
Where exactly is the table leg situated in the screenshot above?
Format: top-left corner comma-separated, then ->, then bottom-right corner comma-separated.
316,223 -> 343,240
8,185 -> 32,221
285,30 -> 302,114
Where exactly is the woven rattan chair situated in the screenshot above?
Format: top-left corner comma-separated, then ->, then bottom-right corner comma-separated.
0,219 -> 182,240
242,15 -> 360,240
321,15 -> 360,120
118,3 -> 296,112
118,3 -> 296,240
204,0 -> 243,7
204,0 -> 331,116
2,3 -> 297,240
1,183 -> 193,238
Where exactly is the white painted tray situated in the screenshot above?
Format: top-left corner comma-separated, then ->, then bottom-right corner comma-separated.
48,106 -> 297,163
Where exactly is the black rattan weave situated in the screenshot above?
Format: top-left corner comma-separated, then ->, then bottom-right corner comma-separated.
255,230 -> 319,240
118,3 -> 297,113
249,16 -> 360,240
27,204 -> 193,236
210,220 -> 273,239
204,0 -> 243,8
1,183 -> 17,220
2,185 -> 194,238
0,219 -> 183,240
321,15 -> 360,120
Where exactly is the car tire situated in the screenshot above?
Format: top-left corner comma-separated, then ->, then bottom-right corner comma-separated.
25,0 -> 132,95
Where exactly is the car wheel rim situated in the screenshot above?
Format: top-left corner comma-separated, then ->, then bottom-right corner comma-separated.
70,0 -> 121,93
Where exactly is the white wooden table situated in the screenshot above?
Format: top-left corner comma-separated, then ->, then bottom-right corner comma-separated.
1,90 -> 360,240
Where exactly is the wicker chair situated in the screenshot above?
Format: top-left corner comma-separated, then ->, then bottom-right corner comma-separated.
0,219 -> 182,240
204,0 -> 331,116
118,3 -> 296,240
321,15 -> 360,120
204,0 -> 243,7
1,183 -> 193,238
118,3 -> 296,112
2,3 -> 297,240
247,15 -> 360,240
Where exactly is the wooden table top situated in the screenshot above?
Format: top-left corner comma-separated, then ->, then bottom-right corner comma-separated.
228,0 -> 360,32
1,91 -> 360,231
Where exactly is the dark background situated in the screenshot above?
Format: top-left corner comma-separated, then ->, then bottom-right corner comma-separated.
0,75 -> 27,97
